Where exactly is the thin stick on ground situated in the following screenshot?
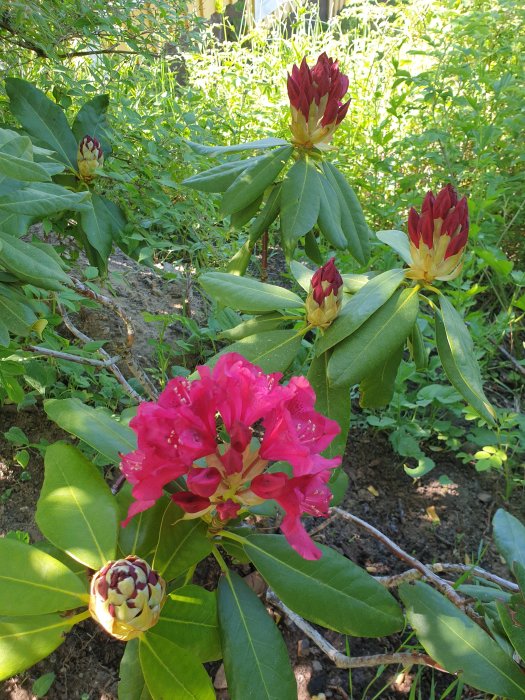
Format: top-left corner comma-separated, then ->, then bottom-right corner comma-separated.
25,346 -> 121,368
266,589 -> 449,673
376,563 -> 519,592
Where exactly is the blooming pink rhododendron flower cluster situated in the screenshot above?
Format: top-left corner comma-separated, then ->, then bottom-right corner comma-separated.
287,52 -> 350,149
406,184 -> 469,283
121,353 -> 341,560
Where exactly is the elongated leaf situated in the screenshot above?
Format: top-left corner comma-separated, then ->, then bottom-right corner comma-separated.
118,639 -> 152,700
218,572 -> 296,700
153,502 -> 212,581
245,535 -> 404,636
329,164 -> 370,261
44,398 -> 136,463
0,613 -> 73,682
186,137 -> 288,155
0,538 -> 87,616
408,320 -> 428,370
226,239 -> 255,276
221,146 -> 292,215
140,632 -> 215,700
281,157 -> 321,258
376,229 -> 412,265
316,269 -> 406,355
219,312 -> 288,342
209,329 -> 302,374
199,271 -> 303,312
304,230 -> 323,265
360,344 -> 403,408
341,272 -> 373,293
0,151 -> 51,183
290,260 -> 314,292
117,486 -> 169,559
0,317 -> 9,346
315,171 -> 347,249
0,292 -> 36,335
71,94 -> 112,156
0,182 -> 88,219
183,157 -> 261,193
435,296 -> 496,425
322,162 -> 368,264
80,193 -> 119,265
400,581 -> 525,698
328,286 -> 419,387
493,509 -> 525,572
307,351 -> 350,458
248,182 -> 282,243
230,194 -> 263,230
6,79 -> 78,169
0,232 -> 71,290
497,599 -> 525,661
155,585 -> 221,662
36,443 -> 118,569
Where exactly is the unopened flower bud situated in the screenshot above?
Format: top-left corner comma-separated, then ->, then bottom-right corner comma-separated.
305,258 -> 343,328
406,184 -> 469,283
287,53 -> 350,149
89,555 -> 165,641
77,135 -> 104,181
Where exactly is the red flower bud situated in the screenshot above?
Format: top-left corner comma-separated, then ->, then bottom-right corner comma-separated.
306,258 -> 343,328
77,135 -> 104,181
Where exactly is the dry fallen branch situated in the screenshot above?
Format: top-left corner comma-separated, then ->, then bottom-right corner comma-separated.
25,345 -> 120,368
376,563 -> 519,592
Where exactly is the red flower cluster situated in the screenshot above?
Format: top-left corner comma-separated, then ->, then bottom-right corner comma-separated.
287,52 -> 350,148
406,184 -> 469,283
121,353 -> 341,560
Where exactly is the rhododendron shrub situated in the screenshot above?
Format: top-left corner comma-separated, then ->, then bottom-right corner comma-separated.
122,352 -> 341,560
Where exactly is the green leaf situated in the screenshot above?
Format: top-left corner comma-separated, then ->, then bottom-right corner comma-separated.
341,272 -> 373,293
307,351 -> 350,458
218,571 -> 296,700
186,137 -> 289,156
304,230 -> 323,265
0,151 -> 52,183
118,639 -> 152,700
399,581 -> 525,698
208,329 -> 302,374
435,296 -> 496,425
5,79 -> 78,169
281,157 -> 321,258
376,229 -> 412,265
244,535 -> 404,636
497,599 -> 525,661
199,271 -> 303,312
0,232 -> 72,290
408,320 -> 428,370
221,146 -> 293,215
36,443 -> 118,569
155,585 -> 221,662
359,344 -> 403,408
290,260 -> 314,292
0,291 -> 37,336
230,194 -> 263,230
117,487 -> 169,559
0,317 -> 9,347
322,162 -> 368,264
219,312 -> 288,341
153,502 -> 212,581
328,286 -> 419,387
316,172 -> 347,249
32,671 -> 56,698
71,94 -> 112,156
493,509 -> 525,572
0,183 -> 88,231
316,269 -> 406,355
80,194 -> 124,269
0,538 -> 88,615
226,239 -> 255,276
0,613 -> 73,682
183,157 -> 261,193
248,182 -> 282,243
44,398 -> 136,463
140,632 -> 215,700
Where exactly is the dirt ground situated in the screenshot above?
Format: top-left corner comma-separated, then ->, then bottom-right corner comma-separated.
0,249 -> 523,700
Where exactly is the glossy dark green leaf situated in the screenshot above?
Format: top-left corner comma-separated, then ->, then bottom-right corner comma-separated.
435,296 -> 496,425
359,344 -> 403,408
186,138 -> 289,156
199,271 -> 303,312
307,351 -> 350,458
118,639 -> 152,700
155,584 -> 221,662
80,193 -> 122,265
152,502 -> 212,581
0,150 -> 52,183
0,291 -> 36,336
221,146 -> 293,215
71,94 -> 112,156
182,158 -> 260,193
304,230 -> 323,265
218,572 -> 296,700
36,443 -> 118,569
219,312 -> 288,341
281,157 -> 320,258
0,231 -> 71,290
248,182 -> 282,243
328,286 -> 419,388
408,320 -> 428,370
5,79 -> 78,169
316,268 -> 406,355
400,581 -> 525,698
117,486 -> 169,559
0,538 -> 88,615
493,509 -> 525,572
316,172 -> 347,249
0,613 -> 73,682
245,535 -> 404,636
327,163 -> 370,261
140,632 -> 214,700
230,194 -> 263,230
208,329 -> 302,374
497,599 -> 525,661
44,398 -> 136,463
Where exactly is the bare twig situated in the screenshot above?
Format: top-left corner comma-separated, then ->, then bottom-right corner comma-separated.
25,345 -> 120,368
266,589 -> 449,673
489,338 -> 525,377
331,507 -> 484,626
376,564 -> 519,592
71,278 -> 135,348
